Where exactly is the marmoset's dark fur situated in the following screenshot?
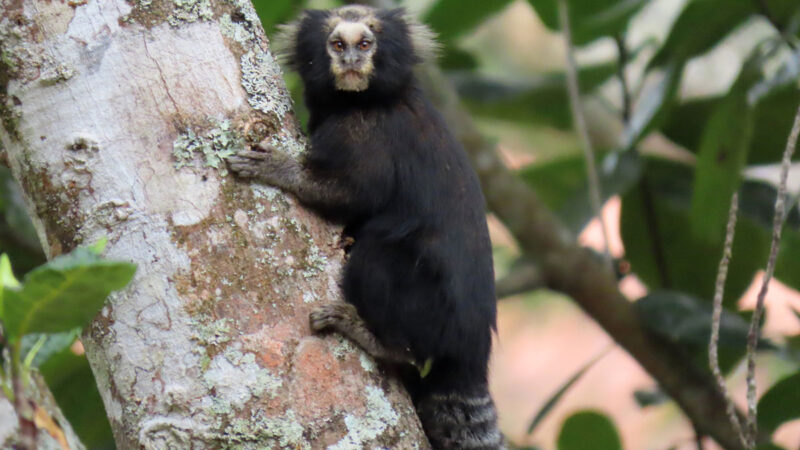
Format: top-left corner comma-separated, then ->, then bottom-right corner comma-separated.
229,6 -> 502,449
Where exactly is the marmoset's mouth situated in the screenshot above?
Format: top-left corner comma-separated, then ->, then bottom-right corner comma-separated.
335,67 -> 370,91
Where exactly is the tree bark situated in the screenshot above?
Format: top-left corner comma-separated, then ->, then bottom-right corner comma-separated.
0,1 -> 427,448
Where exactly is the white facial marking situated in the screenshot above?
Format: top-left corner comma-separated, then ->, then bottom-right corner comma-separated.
333,22 -> 370,46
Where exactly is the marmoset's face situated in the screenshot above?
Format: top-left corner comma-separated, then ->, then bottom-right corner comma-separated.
326,19 -> 378,92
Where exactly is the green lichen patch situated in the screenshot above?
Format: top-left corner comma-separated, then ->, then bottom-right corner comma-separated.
173,119 -> 244,175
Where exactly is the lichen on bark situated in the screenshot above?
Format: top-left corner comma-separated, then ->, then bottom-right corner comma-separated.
0,0 -> 428,448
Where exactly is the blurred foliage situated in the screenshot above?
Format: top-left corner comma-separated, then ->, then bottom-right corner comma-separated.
0,166 -> 45,275
415,0 -> 800,446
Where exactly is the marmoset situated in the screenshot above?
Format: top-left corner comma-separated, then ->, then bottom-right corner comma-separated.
228,6 -> 502,449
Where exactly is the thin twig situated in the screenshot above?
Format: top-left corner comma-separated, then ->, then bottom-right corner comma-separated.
614,33 -> 632,123
745,105 -> 800,447
557,0 -> 612,269
708,191 -> 748,448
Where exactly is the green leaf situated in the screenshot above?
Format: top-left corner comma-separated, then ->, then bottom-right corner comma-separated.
661,50 -> 800,165
456,61 -> 619,129
689,89 -> 754,242
19,328 -> 81,368
660,95 -> 719,153
424,0 -> 514,42
0,167 -> 45,275
0,253 -> 20,289
557,410 -> 622,450
749,81 -> 800,164
527,350 -> 608,435
528,0 -> 647,46
648,0 -> 756,69
40,344 -> 115,449
635,291 -> 774,373
88,237 -> 108,255
439,44 -> 479,70
757,371 -> 800,433
252,0 -> 298,34
619,63 -> 682,150
2,246 -> 136,339
619,158 -> 800,303
519,150 -> 642,233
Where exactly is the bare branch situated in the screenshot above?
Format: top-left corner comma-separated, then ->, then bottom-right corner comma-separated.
495,259 -> 544,299
745,105 -> 800,447
708,192 -> 747,448
557,0 -> 612,268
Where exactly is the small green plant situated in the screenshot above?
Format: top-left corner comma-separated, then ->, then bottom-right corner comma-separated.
0,239 -> 135,447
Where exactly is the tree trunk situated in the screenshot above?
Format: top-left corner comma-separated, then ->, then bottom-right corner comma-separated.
0,1 -> 427,448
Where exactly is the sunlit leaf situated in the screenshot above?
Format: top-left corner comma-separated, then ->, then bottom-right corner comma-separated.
0,253 -> 20,289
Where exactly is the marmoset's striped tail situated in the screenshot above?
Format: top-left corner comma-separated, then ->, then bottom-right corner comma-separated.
415,385 -> 505,450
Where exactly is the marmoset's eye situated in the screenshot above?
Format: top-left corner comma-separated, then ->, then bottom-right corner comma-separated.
331,40 -> 345,52
358,40 -> 372,51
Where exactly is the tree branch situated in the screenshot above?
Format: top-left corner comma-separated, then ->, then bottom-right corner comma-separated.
495,259 -> 545,299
